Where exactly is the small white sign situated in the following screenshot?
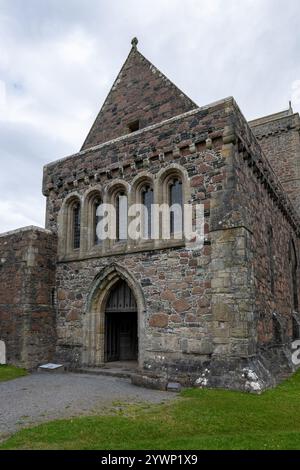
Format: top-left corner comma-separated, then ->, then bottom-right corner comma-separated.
39,363 -> 63,370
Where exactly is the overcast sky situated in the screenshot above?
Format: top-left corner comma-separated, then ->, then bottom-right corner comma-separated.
1,0 -> 300,232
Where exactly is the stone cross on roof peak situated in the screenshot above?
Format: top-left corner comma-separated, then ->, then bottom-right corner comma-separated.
131,37 -> 138,49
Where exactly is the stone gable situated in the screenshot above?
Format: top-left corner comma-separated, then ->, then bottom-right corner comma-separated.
81,44 -> 197,150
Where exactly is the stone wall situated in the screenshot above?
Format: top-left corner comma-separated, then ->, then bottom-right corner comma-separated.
250,110 -> 300,214
0,227 -> 57,369
233,103 -> 300,382
42,96 -> 300,391
45,98 -> 231,379
81,47 -> 197,150
43,98 -> 230,230
54,249 -> 212,371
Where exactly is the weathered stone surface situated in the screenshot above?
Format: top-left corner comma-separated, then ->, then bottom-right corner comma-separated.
160,289 -> 176,301
57,290 -> 67,301
250,110 -> 300,214
173,299 -> 191,313
81,47 -> 196,150
169,314 -> 181,323
212,303 -> 233,322
149,313 -> 169,328
0,227 -> 57,369
131,373 -> 167,391
1,43 -> 300,393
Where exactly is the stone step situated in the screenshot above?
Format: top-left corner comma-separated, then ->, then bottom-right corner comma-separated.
76,367 -> 137,379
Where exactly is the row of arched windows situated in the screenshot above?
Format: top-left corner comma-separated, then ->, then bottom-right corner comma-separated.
60,169 -> 187,255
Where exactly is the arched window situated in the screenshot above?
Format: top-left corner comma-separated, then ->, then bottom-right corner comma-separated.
93,197 -> 102,245
60,195 -> 81,256
169,178 -> 183,237
72,202 -> 81,249
141,185 -> 153,239
158,166 -> 189,243
116,192 -> 128,241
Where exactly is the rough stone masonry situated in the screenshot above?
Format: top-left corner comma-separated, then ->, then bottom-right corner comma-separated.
1,39 -> 300,392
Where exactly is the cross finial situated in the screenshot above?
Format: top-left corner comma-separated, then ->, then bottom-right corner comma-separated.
131,37 -> 138,49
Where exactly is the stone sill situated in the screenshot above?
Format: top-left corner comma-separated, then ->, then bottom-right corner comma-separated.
58,240 -> 186,263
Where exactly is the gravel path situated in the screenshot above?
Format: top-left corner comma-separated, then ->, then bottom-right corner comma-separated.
0,372 -> 175,439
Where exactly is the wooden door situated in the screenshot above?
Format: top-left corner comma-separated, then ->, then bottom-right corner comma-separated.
105,280 -> 138,362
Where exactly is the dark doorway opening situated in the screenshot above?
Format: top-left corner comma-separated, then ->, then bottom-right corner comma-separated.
104,280 -> 138,362
105,312 -> 138,362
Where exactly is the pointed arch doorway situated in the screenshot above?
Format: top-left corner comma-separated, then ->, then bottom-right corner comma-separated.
105,279 -> 138,363
84,264 -> 145,368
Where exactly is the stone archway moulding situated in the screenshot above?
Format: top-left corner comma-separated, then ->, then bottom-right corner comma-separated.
83,262 -> 146,368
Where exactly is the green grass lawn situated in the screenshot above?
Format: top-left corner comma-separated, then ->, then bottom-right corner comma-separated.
1,370 -> 300,450
0,365 -> 27,382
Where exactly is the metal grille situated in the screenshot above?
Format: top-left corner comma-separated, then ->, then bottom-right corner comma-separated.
73,203 -> 81,249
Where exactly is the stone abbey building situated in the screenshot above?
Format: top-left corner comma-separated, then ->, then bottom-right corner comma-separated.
1,39 -> 300,391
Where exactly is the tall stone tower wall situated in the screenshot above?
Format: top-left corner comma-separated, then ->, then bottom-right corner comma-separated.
250,110 -> 300,215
